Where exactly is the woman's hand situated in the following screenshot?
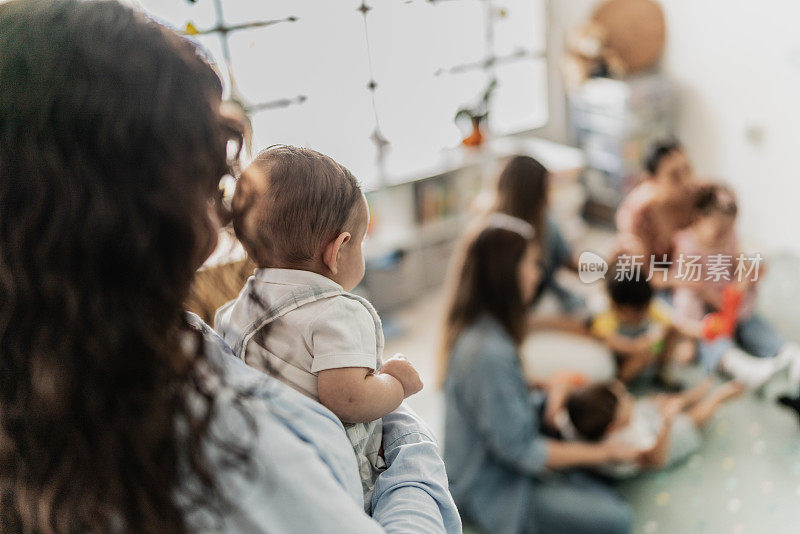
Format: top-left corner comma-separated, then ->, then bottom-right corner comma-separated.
658,397 -> 684,422
542,376 -> 576,431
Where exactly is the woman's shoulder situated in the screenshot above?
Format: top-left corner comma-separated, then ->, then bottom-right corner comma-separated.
182,314 -> 365,522
185,312 -> 356,466
450,316 -> 519,371
187,312 -> 347,430
183,374 -> 364,531
617,181 -> 657,225
672,227 -> 698,251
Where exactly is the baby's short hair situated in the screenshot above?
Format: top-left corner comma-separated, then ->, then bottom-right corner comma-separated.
233,145 -> 363,268
566,383 -> 619,441
694,183 -> 738,218
606,273 -> 653,311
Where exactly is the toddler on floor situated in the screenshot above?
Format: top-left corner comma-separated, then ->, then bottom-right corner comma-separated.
215,146 -> 423,511
550,378 -> 742,478
672,183 -> 800,390
591,275 -> 687,391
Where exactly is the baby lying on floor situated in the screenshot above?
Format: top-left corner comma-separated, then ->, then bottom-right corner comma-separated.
547,378 -> 742,478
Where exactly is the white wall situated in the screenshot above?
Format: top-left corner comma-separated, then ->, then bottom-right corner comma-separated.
543,0 -> 800,254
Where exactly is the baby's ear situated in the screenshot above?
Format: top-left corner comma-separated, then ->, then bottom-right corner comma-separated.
322,232 -> 351,275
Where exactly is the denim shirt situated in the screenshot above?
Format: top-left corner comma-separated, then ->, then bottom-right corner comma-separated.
443,315 -> 549,534
543,214 -> 573,276
184,315 -> 461,533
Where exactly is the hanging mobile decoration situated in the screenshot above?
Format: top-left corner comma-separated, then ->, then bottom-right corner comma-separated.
358,0 -> 390,184
247,95 -> 308,114
436,1 -> 540,146
183,14 -> 298,38
182,0 -> 304,159
450,0 -> 499,147
454,78 -> 497,147
435,48 -> 531,76
179,0 -> 540,176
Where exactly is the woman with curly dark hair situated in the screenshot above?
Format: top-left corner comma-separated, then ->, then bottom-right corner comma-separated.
0,1 -> 458,532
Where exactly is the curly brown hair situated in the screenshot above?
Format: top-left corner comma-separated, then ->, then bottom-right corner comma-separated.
0,1 -> 249,531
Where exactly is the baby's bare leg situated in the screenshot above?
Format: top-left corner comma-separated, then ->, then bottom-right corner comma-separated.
657,329 -> 677,369
668,334 -> 697,366
617,353 -> 651,382
651,378 -> 711,411
686,381 -> 745,427
678,377 -> 714,408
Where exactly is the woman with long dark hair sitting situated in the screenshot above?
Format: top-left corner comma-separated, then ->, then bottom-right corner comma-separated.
440,217 -> 635,534
492,155 -> 584,314
0,1 -> 458,532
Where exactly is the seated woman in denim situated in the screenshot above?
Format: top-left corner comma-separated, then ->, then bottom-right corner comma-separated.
440,216 -> 637,534
489,156 -> 585,313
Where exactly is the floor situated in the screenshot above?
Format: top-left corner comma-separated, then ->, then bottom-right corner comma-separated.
618,374 -> 800,534
383,233 -> 800,534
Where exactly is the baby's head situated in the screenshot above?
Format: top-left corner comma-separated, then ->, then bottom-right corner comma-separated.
692,183 -> 738,242
233,145 -> 368,291
566,381 -> 633,441
606,273 -> 653,327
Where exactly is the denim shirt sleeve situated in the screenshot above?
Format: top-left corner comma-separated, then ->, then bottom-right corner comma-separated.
546,215 -> 573,269
186,313 -> 458,533
372,403 -> 462,534
464,335 -> 550,476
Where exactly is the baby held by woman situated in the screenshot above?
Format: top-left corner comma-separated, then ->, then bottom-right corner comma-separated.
216,146 -> 423,510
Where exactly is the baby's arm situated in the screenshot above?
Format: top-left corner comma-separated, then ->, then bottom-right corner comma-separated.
543,379 -> 572,432
604,332 -> 656,359
670,318 -> 703,340
639,398 -> 682,469
318,355 -> 423,424
591,312 -> 659,358
318,367 -> 404,424
529,315 -> 593,338
606,331 -> 666,382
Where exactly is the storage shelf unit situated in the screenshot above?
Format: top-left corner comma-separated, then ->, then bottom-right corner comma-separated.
568,73 -> 676,224
360,135 -> 584,311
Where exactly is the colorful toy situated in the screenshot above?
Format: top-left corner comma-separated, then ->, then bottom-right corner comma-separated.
551,370 -> 588,388
454,79 -> 497,148
702,286 -> 744,341
646,323 -> 667,355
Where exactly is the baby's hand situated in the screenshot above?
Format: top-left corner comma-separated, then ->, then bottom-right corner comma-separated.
380,354 -> 423,398
602,441 -> 645,464
631,335 -> 658,357
659,397 -> 684,422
